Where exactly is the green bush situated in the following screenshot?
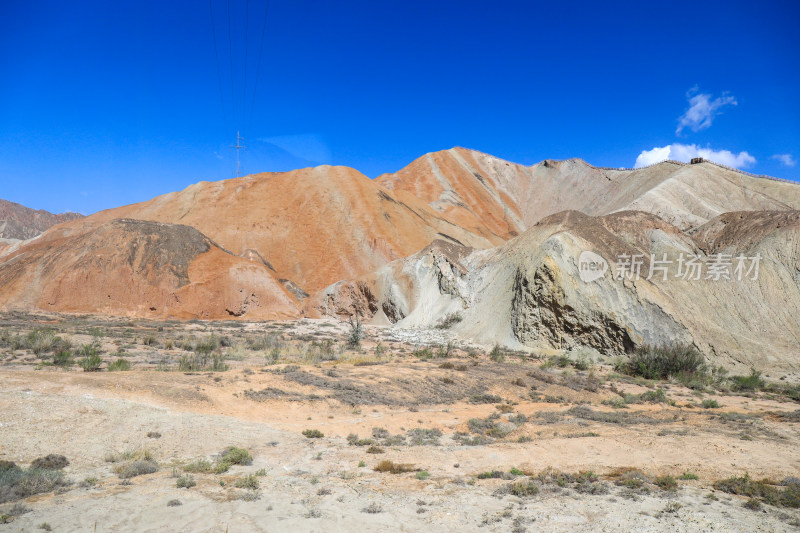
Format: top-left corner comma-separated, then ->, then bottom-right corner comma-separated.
30,455 -> 68,470
114,460 -> 158,479
508,479 -> 539,497
302,429 -> 324,439
0,465 -> 68,503
347,315 -> 363,349
617,344 -> 704,380
219,447 -> 253,466
176,475 -> 196,489
107,358 -> 131,371
79,353 -> 103,372
730,369 -> 765,391
183,459 -> 212,473
52,350 -> 73,367
655,475 -> 677,490
234,474 -> 259,490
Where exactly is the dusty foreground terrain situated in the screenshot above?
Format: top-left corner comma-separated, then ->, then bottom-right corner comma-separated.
1,313 -> 799,532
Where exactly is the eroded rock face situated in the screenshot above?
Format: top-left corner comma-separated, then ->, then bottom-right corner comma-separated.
312,209 -> 800,374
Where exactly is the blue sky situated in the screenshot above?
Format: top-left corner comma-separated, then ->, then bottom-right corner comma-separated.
1,0 -> 798,215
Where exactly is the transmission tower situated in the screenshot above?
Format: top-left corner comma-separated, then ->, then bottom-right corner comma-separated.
231,131 -> 246,178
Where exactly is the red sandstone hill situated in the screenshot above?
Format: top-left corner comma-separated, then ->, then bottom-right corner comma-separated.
0,148 -> 798,320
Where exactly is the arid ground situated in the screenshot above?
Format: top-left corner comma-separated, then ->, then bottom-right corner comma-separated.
1,312 -> 799,532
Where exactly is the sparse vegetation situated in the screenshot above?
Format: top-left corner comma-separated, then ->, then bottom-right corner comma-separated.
347,315 -> 364,349
730,369 -> 766,392
234,474 -> 260,490
302,429 -> 324,438
362,502 -> 383,514
176,474 -> 196,488
30,455 -> 69,470
0,463 -> 70,503
79,352 -> 103,371
374,460 -> 415,474
655,475 -> 677,490
114,460 -> 158,479
435,312 -> 463,329
107,358 -> 131,371
616,344 -> 704,381
714,474 -> 800,508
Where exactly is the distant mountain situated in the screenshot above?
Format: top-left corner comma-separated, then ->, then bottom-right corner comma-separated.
0,199 -> 84,241
1,148 -> 798,335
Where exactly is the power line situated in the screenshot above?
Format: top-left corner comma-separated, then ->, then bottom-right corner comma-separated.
226,0 -> 237,130
243,0 -> 249,135
209,0 -> 228,133
247,0 -> 270,137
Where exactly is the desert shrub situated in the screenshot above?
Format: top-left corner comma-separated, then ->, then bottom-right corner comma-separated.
31,455 -> 69,470
176,475 -> 196,489
655,475 -> 677,490
453,432 -> 493,446
712,474 -> 800,508
701,399 -> 720,409
347,315 -> 363,349
167,499 -> 182,507
407,428 -> 442,446
105,448 -> 154,463
52,350 -> 73,367
0,461 -> 16,473
572,356 -> 591,371
730,369 -> 765,392
178,352 -> 228,372
477,470 -> 511,480
508,479 -> 539,497
366,446 -> 384,454
567,405 -> 658,425
468,413 -> 516,439
416,470 -> 430,480
469,394 -> 503,404
413,347 -> 433,359
0,465 -> 69,503
79,353 -> 103,372
744,498 -> 762,510
302,429 -> 324,439
234,474 -> 259,490
637,388 -> 668,404
114,460 -> 158,479
489,344 -> 505,362
183,459 -> 212,473
617,344 -> 704,380
373,460 -> 415,474
27,329 -> 70,355
219,447 -> 253,466
362,502 -> 383,513
678,471 -> 699,480
346,434 -> 374,446
435,312 -> 463,329
107,358 -> 131,371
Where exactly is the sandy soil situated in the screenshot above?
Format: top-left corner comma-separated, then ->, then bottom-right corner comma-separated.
1,314 -> 799,531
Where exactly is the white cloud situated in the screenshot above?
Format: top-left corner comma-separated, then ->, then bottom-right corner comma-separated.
635,143 -> 756,169
676,87 -> 737,135
770,153 -> 796,167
